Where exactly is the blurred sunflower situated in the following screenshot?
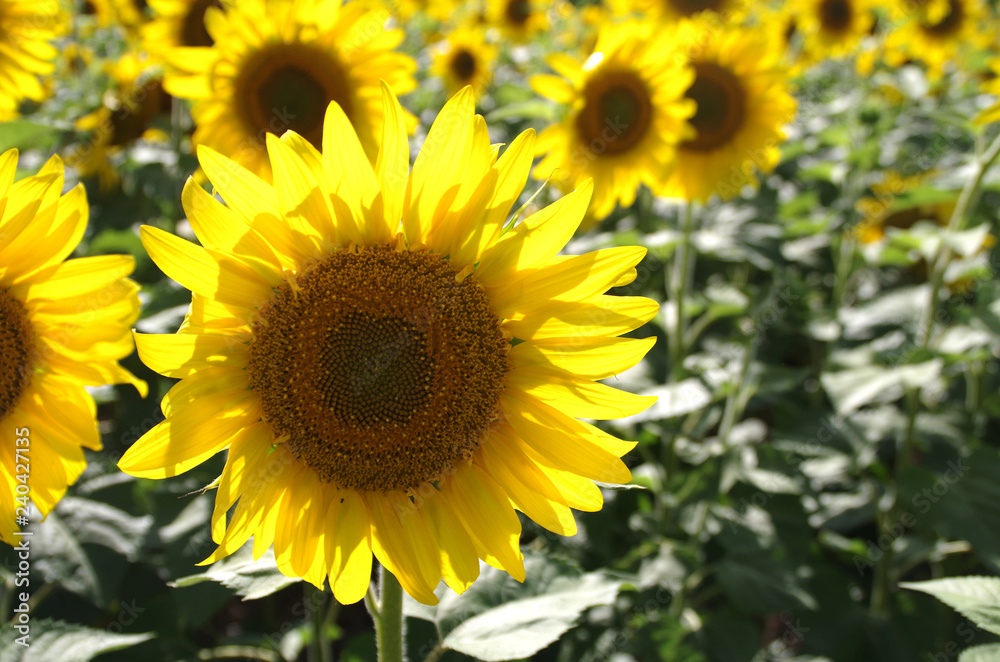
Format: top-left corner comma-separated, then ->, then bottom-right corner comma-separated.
612,0 -> 747,23
883,0 -> 988,78
0,149 -> 145,545
118,85 -> 657,605
0,0 -> 64,120
794,0 -> 875,64
108,0 -> 152,34
431,25 -> 497,97
976,57 -> 1000,125
142,0 -> 223,58
163,0 -> 416,178
68,53 -> 171,189
533,22 -> 695,224
662,23 -> 796,202
486,0 -> 548,41
855,170 -> 942,244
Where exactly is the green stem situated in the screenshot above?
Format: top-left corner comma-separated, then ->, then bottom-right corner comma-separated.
870,132 -> 1000,617
919,131 -> 1000,345
670,201 -> 696,382
197,646 -> 282,662
376,566 -> 405,662
422,644 -> 446,662
310,586 -> 332,662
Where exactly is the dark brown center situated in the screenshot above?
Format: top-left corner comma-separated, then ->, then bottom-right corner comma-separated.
248,245 -> 509,493
235,43 -> 352,151
505,0 -> 531,25
682,61 -> 747,152
666,0 -> 726,16
109,79 -> 166,147
451,49 -> 477,82
181,0 -> 222,47
575,70 -> 653,156
924,0 -> 963,36
819,0 -> 852,32
0,289 -> 34,421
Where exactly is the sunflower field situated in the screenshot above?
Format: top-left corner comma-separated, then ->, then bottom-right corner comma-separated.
3,0 -> 1000,660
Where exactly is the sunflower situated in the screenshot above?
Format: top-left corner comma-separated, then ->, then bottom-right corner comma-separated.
793,0 -> 875,65
485,0 -> 549,42
0,0 -> 64,120
0,150 -> 145,545
610,0 -> 747,23
68,53 -> 171,189
118,85 -> 657,605
162,0 -> 416,178
854,169 -> 938,244
430,25 -> 497,97
532,21 -> 696,224
141,0 -> 223,62
661,23 -> 797,203
976,57 -> 1000,125
883,0 -> 988,78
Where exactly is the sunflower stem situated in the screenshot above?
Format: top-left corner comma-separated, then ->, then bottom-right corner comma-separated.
376,566 -> 406,662
670,201 -> 696,382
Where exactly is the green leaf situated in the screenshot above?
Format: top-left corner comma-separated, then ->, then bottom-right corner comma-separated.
716,556 -> 818,613
169,542 -> 300,601
958,643 -> 1000,662
0,619 -> 152,662
0,120 -> 62,152
434,553 -> 625,661
442,573 -> 622,661
901,576 -> 1000,635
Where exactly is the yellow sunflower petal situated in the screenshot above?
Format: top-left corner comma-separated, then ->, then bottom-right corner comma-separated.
403,86 -> 475,245
502,390 -> 633,484
443,462 -> 525,582
140,225 -> 277,310
134,332 -> 248,379
326,489 -> 374,605
118,389 -> 260,478
368,492 -> 441,605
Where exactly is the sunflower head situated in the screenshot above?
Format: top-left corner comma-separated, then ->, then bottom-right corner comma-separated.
162,0 -> 416,177
661,21 -> 796,202
119,85 -> 656,605
0,149 -> 145,544
431,25 -> 497,97
883,0 -> 988,78
793,0 -> 875,64
69,53 -> 170,188
486,0 -> 549,41
533,21 -> 696,223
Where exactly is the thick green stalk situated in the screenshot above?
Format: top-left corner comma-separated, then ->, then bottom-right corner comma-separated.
670,201 -> 696,382
376,566 -> 405,662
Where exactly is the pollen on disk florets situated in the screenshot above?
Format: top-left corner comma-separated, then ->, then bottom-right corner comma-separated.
248,243 -> 509,493
0,289 -> 35,420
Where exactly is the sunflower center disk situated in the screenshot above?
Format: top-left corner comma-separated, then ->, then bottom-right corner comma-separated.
682,62 -> 747,152
236,44 -> 351,150
0,289 -> 34,421
451,50 -> 477,82
819,0 -> 852,31
925,0 -> 962,35
576,71 -> 653,156
248,246 -> 509,493
505,0 -> 532,26
181,0 -> 222,47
